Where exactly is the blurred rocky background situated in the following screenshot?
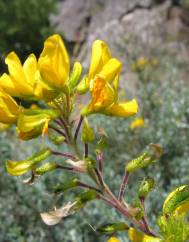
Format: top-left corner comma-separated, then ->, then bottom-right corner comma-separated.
0,0 -> 189,242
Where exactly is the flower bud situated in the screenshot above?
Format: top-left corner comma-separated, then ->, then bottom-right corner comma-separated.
69,62 -> 82,89
76,75 -> 89,94
138,177 -> 155,199
6,148 -> 51,176
81,118 -> 95,143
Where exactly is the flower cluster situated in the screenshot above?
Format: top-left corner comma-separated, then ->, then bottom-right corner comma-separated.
0,34 -> 138,141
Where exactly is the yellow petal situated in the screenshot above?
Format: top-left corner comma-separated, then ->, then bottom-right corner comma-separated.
0,52 -> 36,98
98,58 -> 122,82
5,52 -> 25,82
104,99 -> 138,117
88,76 -> 115,113
17,109 -> 59,140
0,90 -> 19,124
34,71 -> 58,101
89,40 -> 111,80
39,34 -> 70,90
107,236 -> 120,242
130,118 -> 145,129
128,228 -> 162,242
23,54 -> 38,86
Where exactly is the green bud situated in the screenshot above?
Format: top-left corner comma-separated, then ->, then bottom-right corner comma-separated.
76,75 -> 89,94
81,118 -> 95,143
138,177 -> 155,199
97,222 -> 129,234
69,62 -> 83,89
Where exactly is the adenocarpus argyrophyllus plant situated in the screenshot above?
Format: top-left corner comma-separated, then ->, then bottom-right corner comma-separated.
1,34 -> 189,242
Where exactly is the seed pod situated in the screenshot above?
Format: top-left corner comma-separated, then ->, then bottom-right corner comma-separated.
138,177 -> 155,199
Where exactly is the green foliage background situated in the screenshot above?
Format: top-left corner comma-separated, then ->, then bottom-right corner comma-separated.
0,0 -> 189,241
0,0 -> 57,72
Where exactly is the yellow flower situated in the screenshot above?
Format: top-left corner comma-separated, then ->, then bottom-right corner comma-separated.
136,57 -> 148,70
82,72 -> 138,117
17,108 -> 60,140
81,40 -> 138,117
38,34 -> 70,91
77,40 -> 121,94
0,89 -> 19,124
0,52 -> 37,99
107,236 -> 120,242
34,70 -> 59,101
130,118 -> 145,129
128,227 -> 162,242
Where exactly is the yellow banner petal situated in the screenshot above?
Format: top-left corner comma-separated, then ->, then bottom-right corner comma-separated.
104,99 -> 138,117
39,34 -> 70,90
98,58 -> 122,83
89,40 -> 111,80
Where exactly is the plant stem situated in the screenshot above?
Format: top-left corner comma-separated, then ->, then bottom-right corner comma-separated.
52,151 -> 77,161
118,171 -> 130,202
49,125 -> 66,137
97,152 -> 103,173
140,197 -> 156,236
77,181 -> 102,194
84,143 -> 88,158
74,116 -> 83,142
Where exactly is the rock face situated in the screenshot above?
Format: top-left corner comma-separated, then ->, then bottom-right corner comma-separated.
51,0 -> 189,92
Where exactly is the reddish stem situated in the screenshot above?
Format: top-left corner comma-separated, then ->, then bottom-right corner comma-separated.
118,171 -> 130,202
52,151 -> 77,161
74,116 -> 83,142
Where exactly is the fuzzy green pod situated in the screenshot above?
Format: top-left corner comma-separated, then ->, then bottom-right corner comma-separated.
6,148 -> 52,176
126,144 -> 163,173
138,177 -> 155,199
35,162 -> 57,175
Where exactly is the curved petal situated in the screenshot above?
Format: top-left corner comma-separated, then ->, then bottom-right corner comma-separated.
98,58 -> 122,82
88,40 -> 111,80
39,34 -> 70,89
104,99 -> 138,117
0,90 -> 19,123
23,54 -> 38,86
5,52 -> 25,82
